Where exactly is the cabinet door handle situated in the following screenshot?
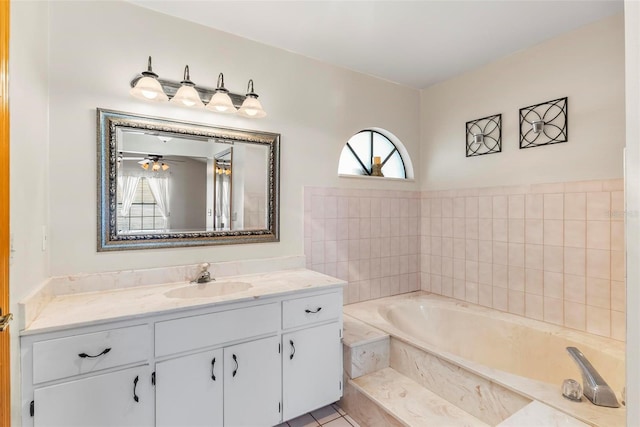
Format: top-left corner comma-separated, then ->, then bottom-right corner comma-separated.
78,348 -> 111,359
211,357 -> 216,381
305,307 -> 322,314
289,340 -> 296,360
133,376 -> 139,403
232,354 -> 238,377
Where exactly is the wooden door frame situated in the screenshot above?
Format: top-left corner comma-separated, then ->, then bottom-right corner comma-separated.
0,0 -> 10,425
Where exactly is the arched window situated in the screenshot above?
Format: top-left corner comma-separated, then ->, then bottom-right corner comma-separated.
338,129 -> 412,179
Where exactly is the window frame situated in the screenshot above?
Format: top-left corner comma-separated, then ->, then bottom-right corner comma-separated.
339,129 -> 408,179
117,177 -> 166,232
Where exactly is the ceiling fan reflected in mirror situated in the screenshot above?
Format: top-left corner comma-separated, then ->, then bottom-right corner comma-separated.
138,155 -> 170,171
118,153 -> 183,171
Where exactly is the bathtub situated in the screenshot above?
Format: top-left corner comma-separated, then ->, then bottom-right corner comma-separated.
344,291 -> 625,426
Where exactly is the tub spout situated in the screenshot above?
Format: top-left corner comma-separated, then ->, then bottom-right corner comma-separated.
566,347 -> 619,408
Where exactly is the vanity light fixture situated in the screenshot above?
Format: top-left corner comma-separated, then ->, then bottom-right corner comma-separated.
170,65 -> 204,108
129,57 -> 169,102
206,73 -> 236,114
237,79 -> 267,118
129,57 -> 267,118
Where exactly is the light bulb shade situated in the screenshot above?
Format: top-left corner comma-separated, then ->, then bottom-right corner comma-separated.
141,162 -> 149,170
161,163 -> 170,171
130,76 -> 168,102
206,91 -> 237,113
238,95 -> 266,118
170,85 -> 204,108
152,162 -> 161,171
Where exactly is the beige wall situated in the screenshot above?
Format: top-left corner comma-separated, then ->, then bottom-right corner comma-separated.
42,1 -> 420,277
9,1 -> 50,421
420,14 -> 625,191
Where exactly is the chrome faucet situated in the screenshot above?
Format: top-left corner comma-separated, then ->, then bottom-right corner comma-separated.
566,347 -> 620,408
191,263 -> 213,284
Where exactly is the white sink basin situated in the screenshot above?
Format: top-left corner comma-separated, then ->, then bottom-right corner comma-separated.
164,282 -> 252,299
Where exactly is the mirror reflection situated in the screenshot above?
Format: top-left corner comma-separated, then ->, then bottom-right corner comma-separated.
98,109 -> 280,251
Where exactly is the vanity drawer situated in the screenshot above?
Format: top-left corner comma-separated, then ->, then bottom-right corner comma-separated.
33,324 -> 150,384
283,292 -> 341,330
155,302 -> 280,357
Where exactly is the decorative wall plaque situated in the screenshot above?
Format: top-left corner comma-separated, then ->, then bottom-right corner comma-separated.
465,114 -> 501,157
519,97 -> 568,149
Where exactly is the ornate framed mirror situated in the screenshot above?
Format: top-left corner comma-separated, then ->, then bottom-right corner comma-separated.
97,109 -> 280,251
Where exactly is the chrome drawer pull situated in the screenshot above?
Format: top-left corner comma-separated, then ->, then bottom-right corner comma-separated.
78,348 -> 111,358
305,307 -> 322,314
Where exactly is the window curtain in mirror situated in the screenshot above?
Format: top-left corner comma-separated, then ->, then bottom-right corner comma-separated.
147,177 -> 170,222
215,174 -> 231,229
120,175 -> 141,217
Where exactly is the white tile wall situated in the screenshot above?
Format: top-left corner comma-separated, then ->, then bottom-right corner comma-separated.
304,188 -> 421,305
422,179 -> 625,340
305,178 -> 625,341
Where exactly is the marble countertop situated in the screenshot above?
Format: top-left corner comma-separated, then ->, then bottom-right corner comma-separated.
22,268 -> 345,335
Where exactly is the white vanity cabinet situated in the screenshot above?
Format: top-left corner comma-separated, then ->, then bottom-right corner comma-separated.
155,349 -> 224,427
223,336 -> 282,426
33,365 -> 154,427
281,293 -> 343,421
155,337 -> 281,427
25,324 -> 154,427
21,284 -> 344,427
153,302 -> 281,426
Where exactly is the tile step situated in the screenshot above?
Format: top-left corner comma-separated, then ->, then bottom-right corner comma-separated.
343,314 -> 389,348
350,367 -> 491,427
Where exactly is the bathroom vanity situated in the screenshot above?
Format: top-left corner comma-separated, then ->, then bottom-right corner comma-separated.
20,268 -> 345,427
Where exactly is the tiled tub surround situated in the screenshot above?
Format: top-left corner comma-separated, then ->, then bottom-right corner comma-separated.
305,179 -> 625,340
344,292 -> 625,427
421,179 -> 625,340
304,188 -> 422,304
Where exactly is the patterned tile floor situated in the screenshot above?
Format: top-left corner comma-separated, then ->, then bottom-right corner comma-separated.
277,403 -> 360,427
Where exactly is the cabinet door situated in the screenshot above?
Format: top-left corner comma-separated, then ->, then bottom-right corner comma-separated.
156,349 -> 223,427
283,322 -> 342,421
224,336 -> 281,426
33,365 -> 153,427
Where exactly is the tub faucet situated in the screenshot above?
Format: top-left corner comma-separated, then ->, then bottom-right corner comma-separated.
566,347 -> 620,408
191,263 -> 213,284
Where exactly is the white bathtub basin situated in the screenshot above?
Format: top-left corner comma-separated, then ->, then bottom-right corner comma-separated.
344,291 -> 625,427
164,282 -> 252,299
